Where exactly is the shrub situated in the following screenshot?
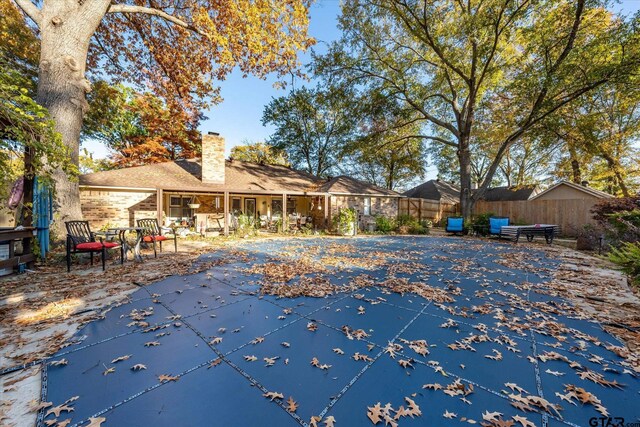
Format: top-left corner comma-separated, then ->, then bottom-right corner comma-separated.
236,214 -> 257,237
333,208 -> 357,235
608,242 -> 640,287
591,196 -> 640,224
375,215 -> 397,233
470,212 -> 494,228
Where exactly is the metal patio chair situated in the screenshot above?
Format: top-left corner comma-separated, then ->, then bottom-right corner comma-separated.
65,221 -> 121,272
137,218 -> 178,257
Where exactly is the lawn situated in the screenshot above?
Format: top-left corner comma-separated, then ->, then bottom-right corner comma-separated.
1,236 -> 639,427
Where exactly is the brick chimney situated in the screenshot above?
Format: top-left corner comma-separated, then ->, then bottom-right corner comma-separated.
201,132 -> 225,184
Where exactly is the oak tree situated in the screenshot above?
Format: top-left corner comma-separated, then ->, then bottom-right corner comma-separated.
12,0 -> 314,234
318,0 -> 638,217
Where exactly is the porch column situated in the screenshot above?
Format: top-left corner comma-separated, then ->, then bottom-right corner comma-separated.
223,191 -> 229,236
324,194 -> 329,228
282,193 -> 288,231
156,189 -> 163,225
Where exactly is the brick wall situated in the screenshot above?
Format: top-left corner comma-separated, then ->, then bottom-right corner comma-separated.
329,195 -> 398,226
81,189 -> 157,229
202,133 -> 225,184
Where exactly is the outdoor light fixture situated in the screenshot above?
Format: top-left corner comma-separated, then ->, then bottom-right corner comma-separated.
188,195 -> 200,209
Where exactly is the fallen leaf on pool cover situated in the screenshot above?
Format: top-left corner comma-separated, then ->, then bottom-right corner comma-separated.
85,416 -> 106,427
46,405 -> 74,417
512,415 -> 536,427
333,348 -> 344,355
49,359 -> 68,367
102,367 -> 115,376
482,411 -> 502,422
481,416 -> 515,427
244,355 -> 258,362
353,352 -> 373,362
286,396 -> 298,413
208,359 -> 222,368
144,341 -> 160,347
251,336 -> 265,345
422,383 -> 442,390
443,410 -> 457,419
158,374 -> 179,382
263,391 -> 284,401
504,383 -> 527,394
545,369 -> 564,376
367,402 -> 384,424
307,322 -> 318,332
56,419 -> 71,427
324,415 -> 336,426
309,416 -> 321,427
398,359 -> 414,369
110,354 -> 131,364
358,306 -> 365,314
131,364 -> 146,371
209,337 -> 223,345
281,342 -> 290,348
577,369 -> 624,388
484,349 -> 503,361
264,356 -> 279,367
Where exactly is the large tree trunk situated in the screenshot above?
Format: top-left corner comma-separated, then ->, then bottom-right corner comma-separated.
36,0 -> 110,238
458,142 -> 473,219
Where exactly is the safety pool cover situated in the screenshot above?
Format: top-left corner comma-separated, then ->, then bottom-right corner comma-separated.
38,237 -> 639,427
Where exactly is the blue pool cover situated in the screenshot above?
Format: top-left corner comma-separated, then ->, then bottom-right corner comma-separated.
37,237 -> 639,426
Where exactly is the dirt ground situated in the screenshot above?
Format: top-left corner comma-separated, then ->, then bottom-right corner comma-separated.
1,236 -> 639,427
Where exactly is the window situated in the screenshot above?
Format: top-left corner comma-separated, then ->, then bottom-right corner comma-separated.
363,197 -> 371,216
169,196 -> 193,220
232,197 -> 242,214
272,200 -> 283,217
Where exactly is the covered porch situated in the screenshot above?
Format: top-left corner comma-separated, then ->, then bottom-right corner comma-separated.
156,189 -> 330,236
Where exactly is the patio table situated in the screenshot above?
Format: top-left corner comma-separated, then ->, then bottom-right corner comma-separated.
107,227 -> 145,262
499,224 -> 559,244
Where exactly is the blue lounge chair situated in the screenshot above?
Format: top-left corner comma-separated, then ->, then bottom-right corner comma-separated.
445,217 -> 464,235
489,217 -> 509,237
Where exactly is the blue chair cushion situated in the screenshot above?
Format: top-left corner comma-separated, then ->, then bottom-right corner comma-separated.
446,217 -> 464,232
489,217 -> 509,235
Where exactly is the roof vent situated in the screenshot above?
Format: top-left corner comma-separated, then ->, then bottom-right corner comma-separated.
581,180 -> 589,187
208,131 -> 220,136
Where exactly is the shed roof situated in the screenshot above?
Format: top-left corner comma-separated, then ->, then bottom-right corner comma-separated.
529,180 -> 614,200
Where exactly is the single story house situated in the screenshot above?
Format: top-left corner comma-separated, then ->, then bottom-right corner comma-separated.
79,133 -> 403,234
529,180 -> 613,201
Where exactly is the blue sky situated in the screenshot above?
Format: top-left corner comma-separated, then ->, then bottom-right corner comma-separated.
86,0 -> 640,180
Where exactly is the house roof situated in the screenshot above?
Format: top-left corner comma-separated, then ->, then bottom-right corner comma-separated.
478,185 -> 539,201
316,175 -> 402,197
80,159 -> 322,194
79,159 -> 399,197
403,180 -> 460,204
529,180 -> 614,200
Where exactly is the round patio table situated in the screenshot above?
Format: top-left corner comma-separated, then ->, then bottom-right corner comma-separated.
107,227 -> 144,262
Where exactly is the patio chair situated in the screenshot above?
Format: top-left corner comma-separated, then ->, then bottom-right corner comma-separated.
137,218 -> 177,257
65,221 -> 121,272
489,217 -> 509,237
445,216 -> 465,235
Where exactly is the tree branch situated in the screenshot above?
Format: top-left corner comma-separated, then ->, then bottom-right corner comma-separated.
107,4 -> 205,36
13,0 -> 42,26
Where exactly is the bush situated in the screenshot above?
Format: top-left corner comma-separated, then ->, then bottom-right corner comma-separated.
333,208 -> 357,235
236,214 -> 257,237
608,242 -> 640,287
375,215 -> 397,233
591,197 -> 640,248
396,215 -> 430,235
470,212 -> 494,228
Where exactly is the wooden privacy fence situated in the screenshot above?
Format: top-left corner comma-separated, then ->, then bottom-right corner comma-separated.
398,198 -> 459,224
473,199 -> 600,237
